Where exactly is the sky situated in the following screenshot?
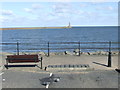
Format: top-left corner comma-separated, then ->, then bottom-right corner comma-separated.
0,1 -> 118,27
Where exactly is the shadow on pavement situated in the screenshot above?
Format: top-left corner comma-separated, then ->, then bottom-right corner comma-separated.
93,62 -> 108,67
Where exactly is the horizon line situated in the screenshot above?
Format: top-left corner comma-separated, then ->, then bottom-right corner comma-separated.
0,25 -> 118,28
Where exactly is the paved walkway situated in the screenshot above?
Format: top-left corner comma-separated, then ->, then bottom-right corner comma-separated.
2,70 -> 118,88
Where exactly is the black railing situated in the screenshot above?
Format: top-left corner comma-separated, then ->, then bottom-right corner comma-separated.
1,41 -> 119,55
1,41 -> 119,67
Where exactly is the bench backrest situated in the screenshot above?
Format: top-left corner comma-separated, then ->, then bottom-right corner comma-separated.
6,55 -> 39,63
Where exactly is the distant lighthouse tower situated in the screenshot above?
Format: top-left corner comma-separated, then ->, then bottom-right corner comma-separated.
68,22 -> 71,28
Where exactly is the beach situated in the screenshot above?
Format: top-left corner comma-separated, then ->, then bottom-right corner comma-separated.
0,52 -> 119,88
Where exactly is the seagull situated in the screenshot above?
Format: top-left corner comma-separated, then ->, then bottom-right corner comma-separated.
49,73 -> 60,82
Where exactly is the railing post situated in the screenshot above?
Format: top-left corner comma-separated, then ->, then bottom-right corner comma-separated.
108,41 -> 112,67
48,42 -> 50,57
78,41 -> 81,56
17,42 -> 19,55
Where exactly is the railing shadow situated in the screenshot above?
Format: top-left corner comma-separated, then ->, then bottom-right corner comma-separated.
36,65 -> 42,69
93,62 -> 108,67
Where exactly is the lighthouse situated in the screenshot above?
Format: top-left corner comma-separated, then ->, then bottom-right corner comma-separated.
68,22 -> 71,28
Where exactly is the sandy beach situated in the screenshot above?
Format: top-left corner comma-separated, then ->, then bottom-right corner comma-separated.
0,52 -> 119,88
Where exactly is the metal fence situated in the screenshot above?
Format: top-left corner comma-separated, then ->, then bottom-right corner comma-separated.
1,41 -> 119,56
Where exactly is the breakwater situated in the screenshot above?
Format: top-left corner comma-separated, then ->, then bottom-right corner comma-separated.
0,26 -> 71,30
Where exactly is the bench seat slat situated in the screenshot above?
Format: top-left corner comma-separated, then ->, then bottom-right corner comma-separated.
9,60 -> 39,63
7,58 -> 38,60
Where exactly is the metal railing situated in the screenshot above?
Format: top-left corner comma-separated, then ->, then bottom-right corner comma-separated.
1,41 -> 119,56
1,41 -> 119,67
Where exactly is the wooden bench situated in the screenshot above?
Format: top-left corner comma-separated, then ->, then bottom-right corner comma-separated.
6,55 -> 43,68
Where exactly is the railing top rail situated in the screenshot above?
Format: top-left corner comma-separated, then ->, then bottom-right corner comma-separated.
0,41 -> 120,45
50,42 -> 119,44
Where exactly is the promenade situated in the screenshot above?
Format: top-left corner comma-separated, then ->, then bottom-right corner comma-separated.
1,53 -> 119,88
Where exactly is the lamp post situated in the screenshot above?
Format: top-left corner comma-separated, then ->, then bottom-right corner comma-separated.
108,41 -> 111,67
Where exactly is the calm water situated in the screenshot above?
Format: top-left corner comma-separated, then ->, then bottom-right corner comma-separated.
2,26 -> 118,52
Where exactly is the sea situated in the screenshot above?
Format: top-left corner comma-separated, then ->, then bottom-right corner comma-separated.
2,26 -> 119,53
